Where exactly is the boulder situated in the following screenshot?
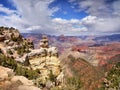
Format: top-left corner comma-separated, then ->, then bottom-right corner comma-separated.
45,80 -> 53,89
28,48 -> 47,58
11,76 -> 34,86
18,85 -> 41,90
47,47 -> 58,57
15,54 -> 26,63
39,35 -> 49,48
56,72 -> 64,84
4,40 -> 10,44
8,41 -> 14,46
0,66 -> 13,81
13,31 -> 20,38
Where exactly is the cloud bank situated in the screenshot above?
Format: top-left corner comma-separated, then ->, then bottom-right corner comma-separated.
0,0 -> 120,35
69,0 -> 120,34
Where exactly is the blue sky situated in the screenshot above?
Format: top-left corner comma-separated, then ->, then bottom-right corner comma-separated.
0,0 -> 120,36
49,0 -> 88,19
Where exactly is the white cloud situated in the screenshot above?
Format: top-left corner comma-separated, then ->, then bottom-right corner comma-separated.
81,15 -> 120,33
76,0 -> 112,17
82,16 -> 97,25
52,18 -> 88,36
68,0 -> 120,34
70,19 -> 80,24
13,0 -> 59,24
0,0 -> 87,36
26,26 -> 42,31
0,4 -> 16,15
0,0 -> 59,33
52,18 -> 69,24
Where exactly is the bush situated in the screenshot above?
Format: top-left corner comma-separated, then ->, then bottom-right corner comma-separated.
49,70 -> 56,82
11,37 -> 18,42
68,54 -> 76,63
65,77 -> 82,90
0,54 -> 17,70
100,62 -> 120,90
51,77 -> 83,90
16,45 -> 31,56
0,54 -> 39,80
17,47 -> 25,56
15,66 -> 39,79
7,49 -> 13,55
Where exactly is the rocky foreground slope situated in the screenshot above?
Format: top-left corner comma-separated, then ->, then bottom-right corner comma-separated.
0,66 -> 41,90
0,27 -> 63,90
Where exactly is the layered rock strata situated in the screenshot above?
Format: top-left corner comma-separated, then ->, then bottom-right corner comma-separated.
28,35 -> 61,82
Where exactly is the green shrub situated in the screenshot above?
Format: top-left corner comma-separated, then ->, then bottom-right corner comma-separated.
100,62 -> 120,90
51,77 -> 83,90
12,37 -> 18,42
0,54 -> 17,70
7,49 -> 13,55
16,45 -> 31,56
49,70 -> 56,82
68,54 -> 76,62
0,49 -> 3,54
65,77 -> 82,90
15,66 -> 39,79
0,54 -> 39,80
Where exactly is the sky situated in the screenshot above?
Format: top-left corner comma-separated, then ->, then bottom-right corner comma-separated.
0,0 -> 120,36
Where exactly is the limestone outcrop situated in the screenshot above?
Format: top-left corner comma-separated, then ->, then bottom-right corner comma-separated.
28,35 -> 62,83
39,35 -> 49,48
0,27 -> 34,59
13,35 -> 63,88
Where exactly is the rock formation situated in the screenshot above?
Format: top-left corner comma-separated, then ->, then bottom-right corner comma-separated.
0,27 -> 63,89
28,35 -> 62,85
0,26 -> 34,60
14,34 -> 63,88
39,35 -> 49,48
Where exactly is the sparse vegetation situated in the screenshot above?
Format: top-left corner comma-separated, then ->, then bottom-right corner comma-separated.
51,77 -> 83,90
16,45 -> 30,56
0,54 -> 39,80
0,48 -> 3,53
15,65 -> 39,79
68,54 -> 76,62
49,70 -> 56,82
0,54 -> 17,70
65,77 -> 82,90
100,62 -> 120,90
7,49 -> 13,55
11,36 -> 18,42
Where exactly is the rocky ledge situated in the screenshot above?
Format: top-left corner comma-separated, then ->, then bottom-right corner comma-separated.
0,27 -> 64,89
0,66 -> 41,90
